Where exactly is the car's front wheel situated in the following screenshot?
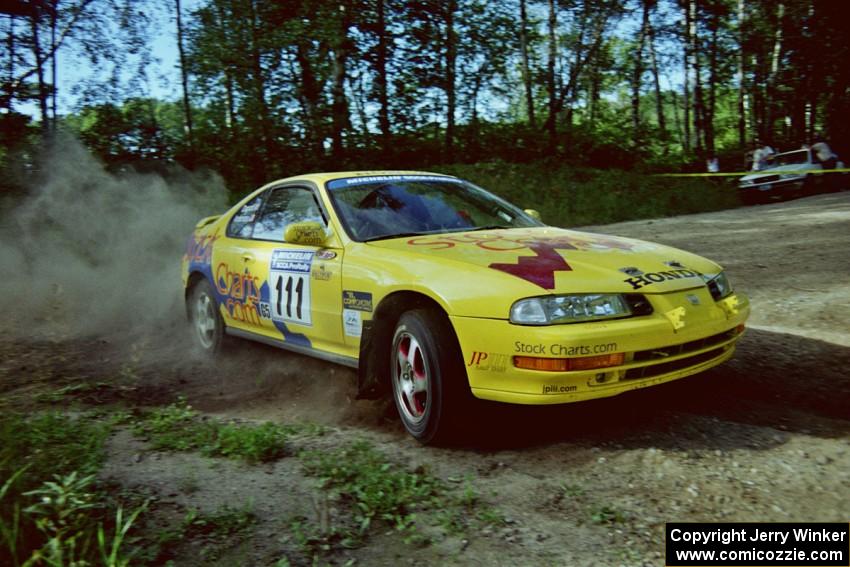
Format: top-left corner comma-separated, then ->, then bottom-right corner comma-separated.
390,309 -> 468,444
188,279 -> 225,354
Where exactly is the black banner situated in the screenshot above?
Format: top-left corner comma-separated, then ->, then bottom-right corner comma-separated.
666,523 -> 849,566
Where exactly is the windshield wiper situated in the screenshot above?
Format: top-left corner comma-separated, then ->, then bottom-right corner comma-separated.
362,231 -> 431,243
465,224 -> 511,232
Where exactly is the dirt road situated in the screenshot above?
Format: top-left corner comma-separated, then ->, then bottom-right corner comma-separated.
3,192 -> 849,566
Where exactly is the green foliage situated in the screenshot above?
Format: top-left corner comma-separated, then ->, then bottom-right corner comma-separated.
0,412 -> 142,566
295,440 -> 504,559
590,504 -> 626,525
300,441 -> 443,538
0,412 -> 110,496
203,422 -> 289,463
182,504 -> 256,538
436,161 -> 740,227
132,398 -> 293,463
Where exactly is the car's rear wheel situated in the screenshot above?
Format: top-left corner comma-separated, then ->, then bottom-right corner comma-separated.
188,279 -> 225,354
390,309 -> 468,444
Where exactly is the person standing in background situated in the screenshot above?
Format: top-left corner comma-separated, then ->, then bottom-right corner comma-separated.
811,134 -> 838,170
751,140 -> 775,171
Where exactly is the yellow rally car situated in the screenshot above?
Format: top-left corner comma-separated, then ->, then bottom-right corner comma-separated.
182,171 -> 749,443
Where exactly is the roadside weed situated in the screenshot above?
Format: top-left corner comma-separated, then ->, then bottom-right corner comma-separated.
0,411 -> 146,566
296,440 -> 501,557
132,398 -> 295,463
590,504 -> 626,525
182,503 -> 257,537
300,440 -> 443,539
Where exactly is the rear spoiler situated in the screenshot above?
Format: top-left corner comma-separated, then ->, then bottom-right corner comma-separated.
195,215 -> 221,230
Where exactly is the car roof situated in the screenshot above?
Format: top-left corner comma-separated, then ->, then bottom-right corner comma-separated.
773,149 -> 808,158
263,170 -> 460,187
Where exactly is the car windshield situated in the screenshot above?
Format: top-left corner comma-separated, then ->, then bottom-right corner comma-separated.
325,175 -> 542,241
772,150 -> 809,167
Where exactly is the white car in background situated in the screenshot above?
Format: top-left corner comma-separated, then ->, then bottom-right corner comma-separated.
738,148 -> 844,202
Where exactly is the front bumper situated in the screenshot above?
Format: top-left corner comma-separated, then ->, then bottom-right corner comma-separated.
451,288 -> 750,405
738,175 -> 806,193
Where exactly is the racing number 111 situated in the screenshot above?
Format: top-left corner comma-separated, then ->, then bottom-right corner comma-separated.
273,273 -> 311,325
276,275 -> 304,319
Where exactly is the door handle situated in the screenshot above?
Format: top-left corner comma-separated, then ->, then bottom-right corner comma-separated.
242,253 -> 256,263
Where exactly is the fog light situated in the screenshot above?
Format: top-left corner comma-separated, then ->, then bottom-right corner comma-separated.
513,353 -> 625,372
570,353 -> 625,371
513,356 -> 569,372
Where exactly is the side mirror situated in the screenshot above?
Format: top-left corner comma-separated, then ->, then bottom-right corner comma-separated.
524,208 -> 542,222
284,221 -> 327,246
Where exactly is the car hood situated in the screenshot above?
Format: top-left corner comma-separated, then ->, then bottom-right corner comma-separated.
366,226 -> 720,296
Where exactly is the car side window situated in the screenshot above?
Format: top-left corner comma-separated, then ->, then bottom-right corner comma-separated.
227,194 -> 264,239
251,187 -> 325,242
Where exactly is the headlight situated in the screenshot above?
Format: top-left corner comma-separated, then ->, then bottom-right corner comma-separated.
510,294 -> 633,325
705,272 -> 732,300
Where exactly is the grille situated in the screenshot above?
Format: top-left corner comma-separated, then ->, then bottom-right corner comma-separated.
622,327 -> 740,380
624,347 -> 727,380
756,175 -> 779,183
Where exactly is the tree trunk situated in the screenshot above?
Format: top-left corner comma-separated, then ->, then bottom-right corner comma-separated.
6,15 -> 13,111
647,13 -> 666,139
766,2 -> 784,143
248,0 -> 272,178
519,0 -> 535,127
671,89 -> 684,147
350,73 -> 370,140
545,0 -> 557,153
295,41 -> 323,162
705,6 -> 719,155
176,0 -> 195,164
682,3 -> 691,152
375,0 -> 391,154
444,0 -> 457,162
690,0 -> 704,155
50,0 -> 57,132
631,0 -> 650,147
331,1 -> 351,160
211,1 -> 236,137
30,11 -> 49,131
562,12 -> 606,129
737,0 -> 746,147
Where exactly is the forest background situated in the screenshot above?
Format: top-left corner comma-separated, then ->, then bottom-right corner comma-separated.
1,0 -> 848,218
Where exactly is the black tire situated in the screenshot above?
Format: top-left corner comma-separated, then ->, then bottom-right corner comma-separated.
187,279 -> 226,355
390,309 -> 469,444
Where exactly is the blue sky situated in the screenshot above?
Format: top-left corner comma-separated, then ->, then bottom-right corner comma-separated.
17,0 -> 201,117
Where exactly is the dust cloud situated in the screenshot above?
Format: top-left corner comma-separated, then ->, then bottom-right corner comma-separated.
0,136 -> 229,339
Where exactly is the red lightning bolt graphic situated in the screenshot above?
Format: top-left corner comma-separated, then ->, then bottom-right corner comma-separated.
488,239 -> 579,289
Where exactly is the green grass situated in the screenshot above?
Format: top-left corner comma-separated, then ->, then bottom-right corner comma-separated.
33,381 -> 114,404
0,412 -> 110,488
300,441 -> 444,538
182,504 -> 257,538
295,441 -> 502,558
132,398 -> 311,463
0,411 -> 143,566
590,504 -> 626,525
435,161 -> 740,227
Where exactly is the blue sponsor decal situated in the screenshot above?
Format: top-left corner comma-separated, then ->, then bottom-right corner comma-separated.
271,249 -> 313,272
342,290 -> 373,312
326,175 -> 463,190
